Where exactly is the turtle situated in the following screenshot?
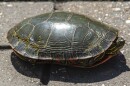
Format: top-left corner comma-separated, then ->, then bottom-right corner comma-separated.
7,11 -> 125,68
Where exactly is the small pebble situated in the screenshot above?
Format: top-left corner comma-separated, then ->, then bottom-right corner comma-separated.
105,14 -> 108,16
121,36 -> 124,38
98,18 -> 101,21
128,33 -> 130,36
121,50 -> 125,54
87,84 -> 92,86
9,78 -> 11,81
7,4 -> 13,7
125,20 -> 130,23
1,33 -> 4,35
0,13 -> 3,16
40,8 -> 43,11
94,10 -> 98,12
23,17 -> 26,19
112,8 -> 121,11
102,84 -> 105,86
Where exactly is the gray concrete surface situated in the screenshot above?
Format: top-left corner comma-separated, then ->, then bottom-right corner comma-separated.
0,1 -> 130,86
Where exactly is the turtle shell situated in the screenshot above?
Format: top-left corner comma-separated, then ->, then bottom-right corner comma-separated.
7,12 -> 118,66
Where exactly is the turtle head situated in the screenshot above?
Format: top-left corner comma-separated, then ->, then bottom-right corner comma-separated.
106,37 -> 125,54
116,37 -> 125,48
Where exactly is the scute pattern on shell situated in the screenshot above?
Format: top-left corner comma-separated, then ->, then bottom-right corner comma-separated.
7,12 -> 118,61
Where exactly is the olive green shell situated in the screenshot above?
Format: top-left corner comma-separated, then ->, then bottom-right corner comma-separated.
7,12 -> 118,61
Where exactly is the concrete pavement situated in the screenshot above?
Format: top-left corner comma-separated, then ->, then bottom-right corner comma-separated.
0,1 -> 130,86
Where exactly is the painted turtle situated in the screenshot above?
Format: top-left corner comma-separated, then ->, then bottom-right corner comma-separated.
7,12 -> 125,68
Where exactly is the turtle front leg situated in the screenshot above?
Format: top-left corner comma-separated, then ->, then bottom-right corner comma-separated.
39,64 -> 51,85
